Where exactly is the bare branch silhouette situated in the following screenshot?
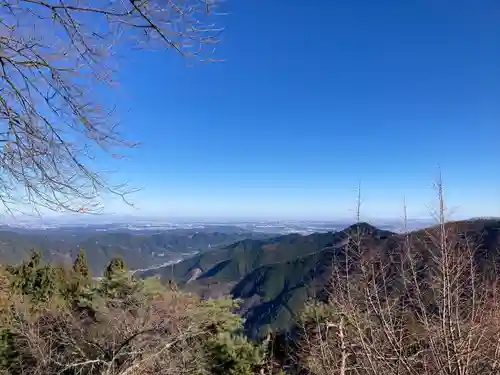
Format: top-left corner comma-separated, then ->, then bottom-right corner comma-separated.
0,0 -> 224,214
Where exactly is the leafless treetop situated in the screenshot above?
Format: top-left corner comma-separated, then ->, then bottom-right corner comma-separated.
0,0 -> 224,214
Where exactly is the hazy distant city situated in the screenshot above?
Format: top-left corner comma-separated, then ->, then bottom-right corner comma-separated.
0,215 -> 435,234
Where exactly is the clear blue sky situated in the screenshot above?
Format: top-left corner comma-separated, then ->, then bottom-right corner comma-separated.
104,0 -> 500,220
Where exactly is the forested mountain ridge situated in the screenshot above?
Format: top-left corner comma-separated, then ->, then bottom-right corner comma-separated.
142,220 -> 500,338
0,228 -> 272,276
3,219 -> 500,375
141,222 -> 395,284
237,219 -> 500,337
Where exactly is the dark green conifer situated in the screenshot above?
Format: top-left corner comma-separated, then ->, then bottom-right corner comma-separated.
73,248 -> 90,278
8,249 -> 57,302
103,257 -> 127,280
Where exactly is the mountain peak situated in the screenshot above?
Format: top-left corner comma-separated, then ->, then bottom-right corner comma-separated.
344,222 -> 380,233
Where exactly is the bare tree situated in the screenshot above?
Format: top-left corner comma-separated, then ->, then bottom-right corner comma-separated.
297,178 -> 500,375
0,0 -> 224,214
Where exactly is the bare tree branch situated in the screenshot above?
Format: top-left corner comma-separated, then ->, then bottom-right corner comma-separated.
0,0 -> 224,214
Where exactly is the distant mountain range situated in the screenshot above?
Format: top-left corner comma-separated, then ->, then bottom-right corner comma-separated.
0,226 -> 273,276
139,223 -> 397,336
5,217 -> 496,339
141,219 -> 500,338
0,217 -> 426,278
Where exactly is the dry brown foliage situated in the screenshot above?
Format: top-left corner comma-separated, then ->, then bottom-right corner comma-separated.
297,178 -> 500,375
4,288 -> 224,375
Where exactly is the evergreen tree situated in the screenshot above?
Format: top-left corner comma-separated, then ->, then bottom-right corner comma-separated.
8,250 -> 58,303
73,248 -> 90,278
103,257 -> 127,280
205,332 -> 265,375
190,297 -> 267,375
99,257 -> 141,309
0,328 -> 17,371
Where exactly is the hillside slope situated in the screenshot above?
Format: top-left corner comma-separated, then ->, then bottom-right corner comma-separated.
141,223 -> 396,330
0,228 -> 271,276
144,229 -> 350,286
234,219 -> 500,338
142,220 -> 500,338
